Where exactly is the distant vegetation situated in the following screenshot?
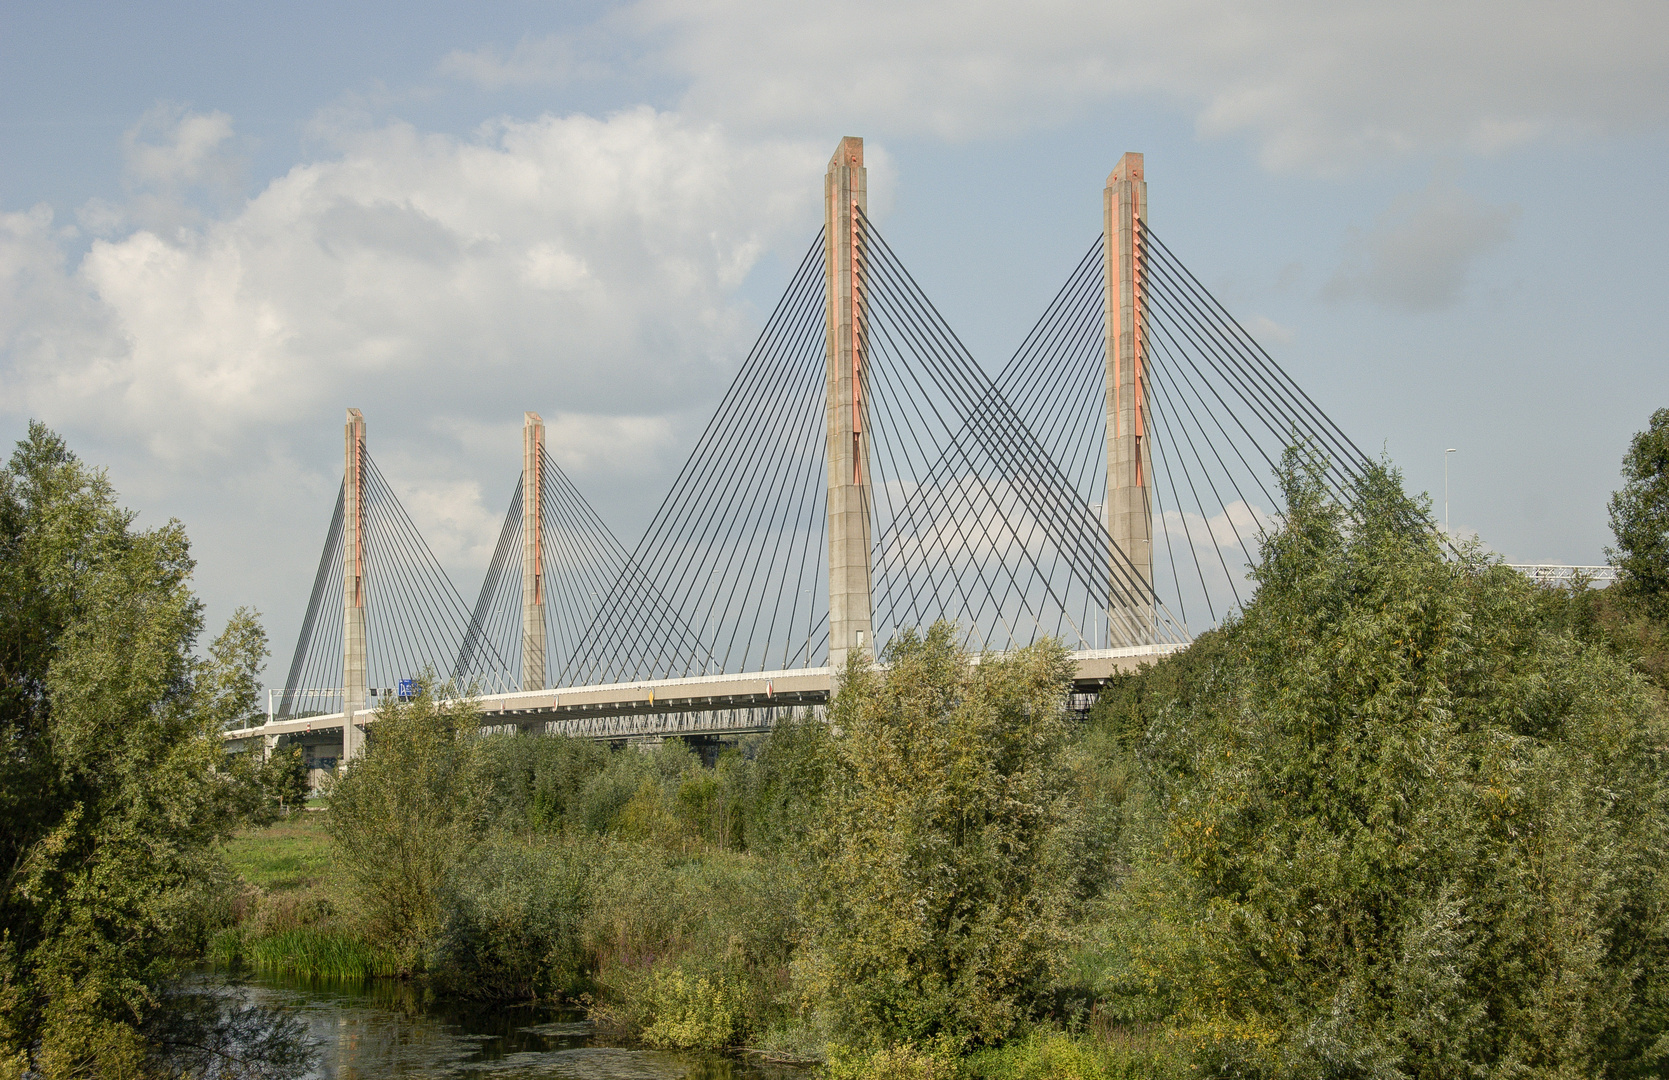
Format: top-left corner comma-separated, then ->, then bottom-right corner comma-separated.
4,412 -> 1669,1079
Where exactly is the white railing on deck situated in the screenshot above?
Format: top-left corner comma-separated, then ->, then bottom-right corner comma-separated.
1507,565 -> 1618,587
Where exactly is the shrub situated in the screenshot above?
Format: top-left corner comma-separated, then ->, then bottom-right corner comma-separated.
961,1026 -> 1184,1080
474,732 -> 609,830
824,1038 -> 961,1080
430,837 -> 590,1000
326,684 -> 485,969
802,624 -> 1080,1049
583,841 -> 801,1047
638,966 -> 745,1050
1100,452 -> 1669,1078
742,709 -> 831,855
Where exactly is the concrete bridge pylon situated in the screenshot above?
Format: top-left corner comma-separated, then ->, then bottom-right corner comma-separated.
522,412 -> 548,691
825,136 -> 875,671
1104,152 -> 1156,645
342,407 -> 368,759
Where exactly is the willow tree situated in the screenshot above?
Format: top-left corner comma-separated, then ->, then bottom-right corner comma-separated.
0,423 -> 272,1077
1101,452 -> 1669,1079
802,625 -> 1080,1050
1609,408 -> 1669,619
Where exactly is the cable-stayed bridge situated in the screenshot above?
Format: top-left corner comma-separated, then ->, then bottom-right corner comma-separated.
226,140 -> 1374,768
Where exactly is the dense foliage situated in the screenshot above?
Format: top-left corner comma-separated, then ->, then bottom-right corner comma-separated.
14,411 -> 1666,1079
0,424 -> 286,1078
1610,407 -> 1669,618
326,685 -> 486,967
293,443 -> 1669,1078
802,628 -> 1080,1050
1092,452 -> 1669,1078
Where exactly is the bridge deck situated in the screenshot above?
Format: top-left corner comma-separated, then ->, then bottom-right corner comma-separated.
225,644 -> 1184,748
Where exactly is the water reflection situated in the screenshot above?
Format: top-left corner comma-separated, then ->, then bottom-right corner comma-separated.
211,969 -> 803,1080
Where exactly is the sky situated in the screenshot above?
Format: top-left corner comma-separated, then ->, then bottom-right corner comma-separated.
3,0 -> 1667,687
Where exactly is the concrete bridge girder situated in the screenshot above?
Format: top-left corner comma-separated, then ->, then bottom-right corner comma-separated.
225,646 -> 1183,752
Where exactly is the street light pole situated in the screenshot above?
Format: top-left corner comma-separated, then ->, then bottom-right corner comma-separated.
1445,448 -> 1457,533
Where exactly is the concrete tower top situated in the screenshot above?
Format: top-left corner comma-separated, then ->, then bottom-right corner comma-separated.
830,136 -> 863,171
525,410 -> 543,426
1108,151 -> 1144,186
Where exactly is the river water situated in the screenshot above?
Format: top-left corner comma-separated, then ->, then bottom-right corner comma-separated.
215,969 -> 807,1080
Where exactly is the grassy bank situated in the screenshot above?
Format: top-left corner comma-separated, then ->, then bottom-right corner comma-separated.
221,807 -> 332,891
214,809 -> 403,980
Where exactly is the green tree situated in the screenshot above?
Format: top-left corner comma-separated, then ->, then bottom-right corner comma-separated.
263,747 -> 310,816
1101,450 -> 1669,1078
0,423 -> 273,1076
743,709 -> 832,855
327,682 -> 485,968
1609,407 -> 1669,619
802,624 -> 1080,1050
473,731 -> 608,831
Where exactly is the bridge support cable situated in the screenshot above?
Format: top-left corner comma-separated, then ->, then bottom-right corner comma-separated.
860,216 -> 1173,638
454,479 -> 523,687
276,483 -> 345,720
993,213 -> 1376,632
1142,227 -> 1370,489
560,233 -> 832,682
276,433 -> 519,719
852,210 -> 1185,653
451,444 -> 705,690
541,446 -> 712,684
578,235 -> 825,682
353,453 -> 516,696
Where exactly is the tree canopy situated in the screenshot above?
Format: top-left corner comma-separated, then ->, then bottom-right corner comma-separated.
0,423 -> 270,1077
1096,450 -> 1669,1078
803,626 -> 1081,1050
1610,407 -> 1669,619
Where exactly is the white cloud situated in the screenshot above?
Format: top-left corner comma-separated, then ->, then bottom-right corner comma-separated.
3,106 -> 824,468
1161,499 -> 1272,551
1246,315 -> 1294,346
456,0 -> 1669,172
124,104 -> 241,192
1323,181 -> 1518,311
0,105 -> 833,664
0,205 -> 126,404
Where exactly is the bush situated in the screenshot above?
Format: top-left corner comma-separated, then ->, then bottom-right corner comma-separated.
430,837 -> 590,1000
474,732 -> 609,830
801,625 -> 1080,1049
961,1026 -> 1184,1080
1097,452 -> 1669,1078
326,684 -> 485,969
824,1038 -> 961,1080
583,841 -> 801,1047
742,710 -> 832,854
638,966 -> 745,1050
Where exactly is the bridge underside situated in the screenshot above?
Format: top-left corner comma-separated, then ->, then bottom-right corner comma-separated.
227,645 -> 1181,751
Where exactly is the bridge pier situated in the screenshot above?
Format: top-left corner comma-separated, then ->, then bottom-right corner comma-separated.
825,136 -> 875,671
342,408 -> 368,760
1104,153 -> 1155,645
521,412 -> 547,690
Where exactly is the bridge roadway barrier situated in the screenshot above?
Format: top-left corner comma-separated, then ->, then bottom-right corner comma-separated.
223,644 -> 1184,751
